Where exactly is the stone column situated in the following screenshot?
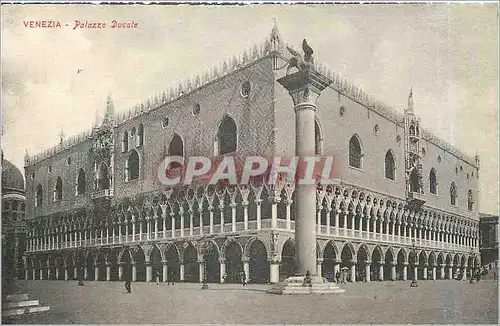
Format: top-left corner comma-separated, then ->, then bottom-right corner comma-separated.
243,202 -> 249,231
350,260 -> 357,282
440,264 -> 445,279
209,207 -> 214,234
413,265 -> 418,280
269,258 -> 280,284
84,266 -> 88,280
256,199 -> 262,230
106,264 -> 111,281
146,261 -> 152,282
219,258 -> 226,283
334,211 -> 340,236
180,207 -> 185,237
132,263 -> 137,282
378,261 -> 384,281
56,268 -> 60,280
277,69 -> 331,276
74,266 -> 78,280
171,213 -> 176,238
94,264 -> 99,281
316,258 -> 323,277
432,265 -> 437,280
403,263 -> 408,281
243,257 -> 250,283
461,266 -> 467,281
391,262 -> 396,281
365,261 -> 371,282
286,200 -> 292,230
423,265 -> 428,280
334,259 -> 341,277
162,261 -> 168,283
198,259 -> 204,283
32,268 -> 36,280
231,203 -> 237,232
119,264 -> 123,281
189,210 -> 194,236
179,262 -> 185,282
448,264 -> 453,280
199,209 -> 204,236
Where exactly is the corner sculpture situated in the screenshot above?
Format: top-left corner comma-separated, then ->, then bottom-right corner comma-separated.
286,39 -> 315,75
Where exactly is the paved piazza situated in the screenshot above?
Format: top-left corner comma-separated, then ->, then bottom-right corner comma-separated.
10,279 -> 498,324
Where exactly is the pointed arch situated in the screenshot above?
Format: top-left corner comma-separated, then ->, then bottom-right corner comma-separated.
429,168 -> 437,194
76,168 -> 86,195
36,184 -> 43,207
126,150 -> 140,181
54,176 -> 63,201
314,116 -> 323,156
384,150 -> 396,180
243,236 -> 269,258
450,182 -> 457,206
122,130 -> 129,152
467,189 -> 474,211
136,123 -> 144,148
97,162 -> 110,190
341,242 -> 356,259
348,134 -> 362,169
216,115 -> 237,155
410,168 -> 419,193
357,243 -> 371,261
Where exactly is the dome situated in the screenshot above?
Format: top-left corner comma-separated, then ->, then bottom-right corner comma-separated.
2,158 -> 25,191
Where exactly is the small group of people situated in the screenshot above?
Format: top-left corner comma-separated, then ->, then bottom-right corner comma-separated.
335,270 -> 349,284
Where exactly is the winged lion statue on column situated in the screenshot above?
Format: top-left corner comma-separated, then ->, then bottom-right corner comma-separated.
286,39 -> 315,75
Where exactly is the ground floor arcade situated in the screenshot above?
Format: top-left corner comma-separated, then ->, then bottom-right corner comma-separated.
23,235 -> 480,284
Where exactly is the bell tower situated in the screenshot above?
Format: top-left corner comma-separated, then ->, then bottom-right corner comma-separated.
404,88 -> 426,210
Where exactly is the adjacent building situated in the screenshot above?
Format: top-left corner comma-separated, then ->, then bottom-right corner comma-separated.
2,153 -> 27,286
23,24 -> 481,284
479,213 -> 498,268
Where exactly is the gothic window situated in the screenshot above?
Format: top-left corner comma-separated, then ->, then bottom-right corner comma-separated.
76,168 -> 86,195
168,134 -> 184,169
97,162 -> 110,190
122,131 -> 129,153
450,182 -> 458,206
429,168 -> 437,194
467,189 -> 474,211
348,135 -> 362,169
36,184 -> 43,207
409,125 -> 415,136
126,150 -> 140,181
54,177 -> 63,201
315,120 -> 322,156
136,124 -> 144,148
385,150 -> 395,180
217,116 -> 237,155
410,168 -> 419,192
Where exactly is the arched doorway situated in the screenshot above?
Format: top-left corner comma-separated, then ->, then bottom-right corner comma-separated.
356,245 -> 369,282
408,250 -> 417,280
97,163 -> 110,190
204,243 -> 220,283
372,246 -> 383,281
165,246 -> 180,282
417,251 -> 426,279
385,248 -> 394,281
56,257 -> 65,280
97,252 -> 106,281
396,249 -> 406,280
225,241 -> 242,283
341,244 -> 354,282
150,246 -> 163,282
108,251 -> 119,281
445,254 -> 452,279
183,244 -> 199,283
248,240 -> 269,284
86,253 -> 95,281
280,240 -> 295,280
134,247 -> 146,282
120,249 -> 132,281
322,242 -> 337,281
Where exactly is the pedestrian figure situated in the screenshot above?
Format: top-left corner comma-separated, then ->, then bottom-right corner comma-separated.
222,273 -> 228,283
303,270 -> 312,287
78,267 -> 84,286
168,271 -> 175,285
335,271 -> 340,284
240,270 -> 247,286
124,273 -> 132,293
476,271 -> 481,282
155,270 -> 160,285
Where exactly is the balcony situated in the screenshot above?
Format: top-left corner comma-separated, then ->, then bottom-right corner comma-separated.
91,189 -> 114,199
407,191 -> 426,210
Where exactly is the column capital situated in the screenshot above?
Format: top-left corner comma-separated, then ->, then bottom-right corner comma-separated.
218,258 -> 226,264
277,70 -> 332,108
316,258 -> 324,264
242,256 -> 250,263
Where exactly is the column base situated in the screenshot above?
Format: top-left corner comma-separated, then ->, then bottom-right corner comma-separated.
266,276 -> 345,295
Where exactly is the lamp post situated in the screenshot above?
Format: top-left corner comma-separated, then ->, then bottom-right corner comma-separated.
410,239 -> 418,287
201,241 -> 210,290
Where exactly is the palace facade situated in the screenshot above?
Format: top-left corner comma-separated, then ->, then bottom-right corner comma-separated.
23,24 -> 481,285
